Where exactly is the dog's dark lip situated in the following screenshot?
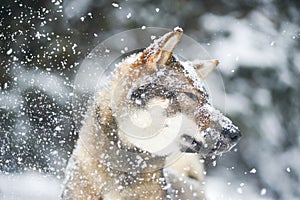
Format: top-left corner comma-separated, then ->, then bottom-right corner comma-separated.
180,134 -> 202,153
180,146 -> 198,153
181,134 -> 194,143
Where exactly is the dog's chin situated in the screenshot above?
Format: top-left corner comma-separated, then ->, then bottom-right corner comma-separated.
181,143 -> 236,158
204,141 -> 237,157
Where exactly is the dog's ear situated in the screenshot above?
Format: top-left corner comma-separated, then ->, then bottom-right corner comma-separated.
189,59 -> 219,80
142,28 -> 183,70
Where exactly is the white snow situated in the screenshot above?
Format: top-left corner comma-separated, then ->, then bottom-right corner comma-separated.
15,66 -> 69,105
6,48 -> 13,55
201,12 -> 298,75
63,0 -> 93,19
206,173 -> 270,200
0,172 -> 61,200
112,3 -> 119,8
249,168 -> 257,174
126,12 -> 131,19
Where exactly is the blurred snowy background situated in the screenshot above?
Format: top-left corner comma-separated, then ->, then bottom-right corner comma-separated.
0,0 -> 299,199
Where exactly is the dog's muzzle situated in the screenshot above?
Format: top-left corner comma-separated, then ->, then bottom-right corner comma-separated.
179,104 -> 241,155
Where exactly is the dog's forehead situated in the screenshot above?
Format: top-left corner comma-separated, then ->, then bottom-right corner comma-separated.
157,57 -> 210,98
116,56 -> 210,104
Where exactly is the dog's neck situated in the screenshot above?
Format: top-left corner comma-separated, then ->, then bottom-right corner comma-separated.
100,133 -> 167,173
101,143 -> 169,199
77,126 -> 169,199
77,96 -> 174,198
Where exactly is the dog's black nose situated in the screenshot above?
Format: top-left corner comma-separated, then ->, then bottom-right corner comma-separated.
222,125 -> 241,142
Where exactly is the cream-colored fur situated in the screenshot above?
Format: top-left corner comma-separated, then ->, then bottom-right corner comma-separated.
62,28 -> 240,200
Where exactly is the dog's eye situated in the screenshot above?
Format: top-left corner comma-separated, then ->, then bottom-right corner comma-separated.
183,92 -> 198,101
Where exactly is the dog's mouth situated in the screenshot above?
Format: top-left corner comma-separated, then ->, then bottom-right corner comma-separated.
180,126 -> 241,156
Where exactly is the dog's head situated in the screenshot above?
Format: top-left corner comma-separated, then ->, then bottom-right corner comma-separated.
105,28 -> 241,158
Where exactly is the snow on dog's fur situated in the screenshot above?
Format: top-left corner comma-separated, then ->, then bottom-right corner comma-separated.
62,28 -> 241,200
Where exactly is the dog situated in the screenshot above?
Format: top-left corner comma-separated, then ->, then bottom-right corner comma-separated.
62,27 -> 241,200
